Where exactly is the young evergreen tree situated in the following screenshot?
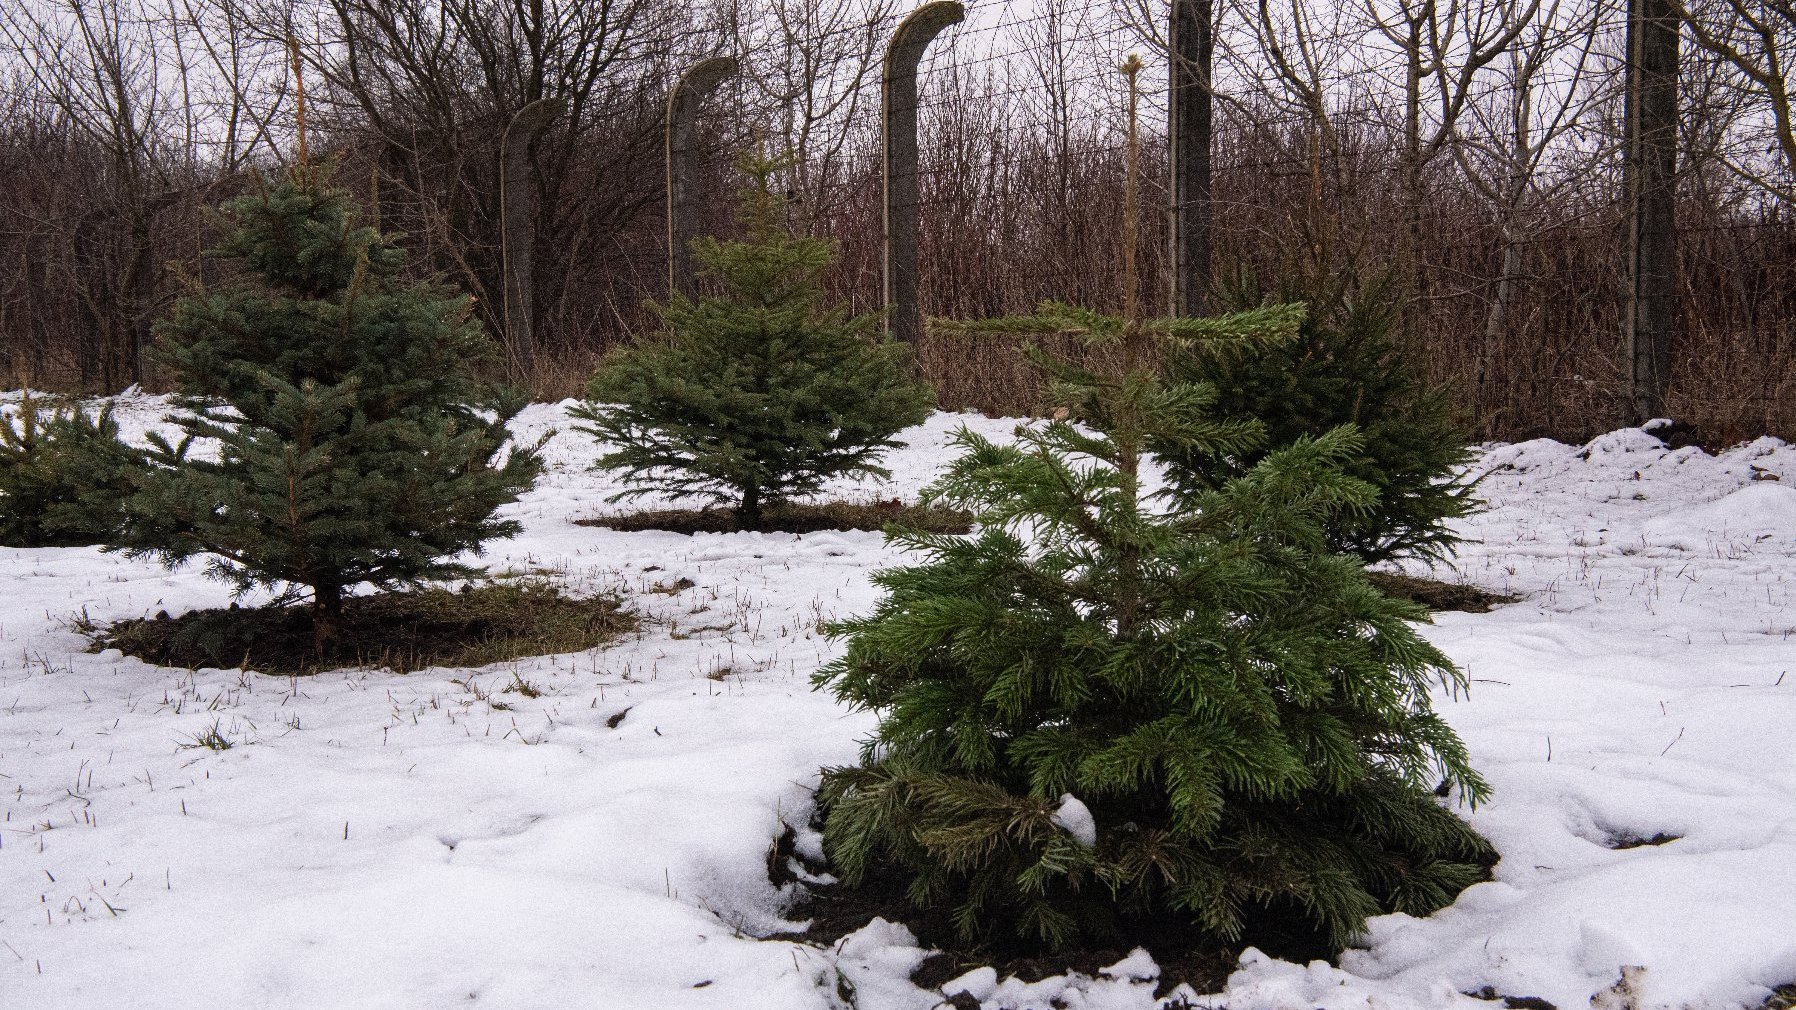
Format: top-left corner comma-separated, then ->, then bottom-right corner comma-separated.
115,163 -> 542,647
1161,268 -> 1477,565
570,152 -> 934,530
0,392 -> 144,547
814,311 -> 1493,955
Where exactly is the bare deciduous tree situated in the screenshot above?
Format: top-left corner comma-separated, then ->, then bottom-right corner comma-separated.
281,0 -> 699,373
725,0 -> 899,222
1673,0 -> 1796,203
1448,0 -> 1614,411
2,0 -> 180,386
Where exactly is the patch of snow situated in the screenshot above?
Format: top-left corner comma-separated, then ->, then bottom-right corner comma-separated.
0,397 -> 1792,1009
1641,482 -> 1796,549
1050,793 -> 1098,848
945,966 -> 1002,1002
1099,949 -> 1159,982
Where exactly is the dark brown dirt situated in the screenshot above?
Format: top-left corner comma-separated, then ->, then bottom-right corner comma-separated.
1367,571 -> 1520,613
764,826 -> 1302,1001
84,580 -> 634,676
1756,983 -> 1796,1010
1465,986 -> 1560,1010
577,500 -> 974,536
1607,831 -> 1681,850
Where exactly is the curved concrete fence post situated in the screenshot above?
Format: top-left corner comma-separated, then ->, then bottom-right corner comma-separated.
1169,0 -> 1213,317
666,56 -> 740,300
883,2 -> 963,344
499,97 -> 564,369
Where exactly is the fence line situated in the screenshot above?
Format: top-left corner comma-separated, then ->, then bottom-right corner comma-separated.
0,0 -> 1792,442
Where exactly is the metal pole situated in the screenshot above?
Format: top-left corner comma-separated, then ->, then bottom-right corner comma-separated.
884,2 -> 964,343
666,57 -> 739,300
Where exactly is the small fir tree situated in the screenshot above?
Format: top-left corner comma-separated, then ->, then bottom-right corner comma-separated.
814,312 -> 1493,955
0,392 -> 144,547
116,163 -> 542,647
1162,268 -> 1477,565
570,152 -> 934,530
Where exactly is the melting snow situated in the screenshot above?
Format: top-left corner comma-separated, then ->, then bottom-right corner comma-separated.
1050,794 -> 1098,848
0,396 -> 1792,1008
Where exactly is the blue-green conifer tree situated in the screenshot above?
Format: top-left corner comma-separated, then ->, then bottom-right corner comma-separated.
571,152 -> 933,530
118,164 -> 541,647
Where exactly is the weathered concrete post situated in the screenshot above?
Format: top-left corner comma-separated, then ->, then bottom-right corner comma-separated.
884,2 -> 964,343
1623,0 -> 1678,423
499,97 -> 564,369
1168,0 -> 1213,317
666,57 -> 739,299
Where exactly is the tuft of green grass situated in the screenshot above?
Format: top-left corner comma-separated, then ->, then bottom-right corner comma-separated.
181,719 -> 236,751
504,673 -> 545,698
87,579 -> 634,677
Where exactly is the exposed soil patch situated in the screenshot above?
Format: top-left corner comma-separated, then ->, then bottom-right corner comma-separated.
84,580 -> 633,676
1368,571 -> 1519,613
578,500 -> 973,536
765,825 -> 1308,1000
1643,419 -> 1709,452
1757,983 -> 1796,1010
1607,831 -> 1681,850
1466,986 -> 1560,1010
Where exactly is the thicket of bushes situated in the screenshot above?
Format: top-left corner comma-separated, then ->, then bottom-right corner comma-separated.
0,146 -> 1497,967
3,0 -> 1791,446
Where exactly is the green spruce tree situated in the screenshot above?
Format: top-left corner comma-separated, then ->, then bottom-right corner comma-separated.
1161,268 -> 1477,566
814,312 -> 1493,956
570,152 -> 934,530
116,163 -> 542,648
0,392 -> 145,547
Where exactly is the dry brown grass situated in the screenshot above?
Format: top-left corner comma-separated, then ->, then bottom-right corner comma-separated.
1758,984 -> 1796,1010
912,329 -> 1133,417
1365,571 -> 1519,613
577,500 -> 974,535
84,579 -> 634,676
506,346 -> 612,402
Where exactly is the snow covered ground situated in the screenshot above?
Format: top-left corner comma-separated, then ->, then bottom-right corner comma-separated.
1,394 -> 1793,1010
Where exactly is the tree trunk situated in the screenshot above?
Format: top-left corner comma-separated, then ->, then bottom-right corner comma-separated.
124,209 -> 155,388
1400,10 -> 1429,342
312,582 -> 343,654
1482,227 -> 1523,419
499,98 -> 563,377
734,486 -> 764,532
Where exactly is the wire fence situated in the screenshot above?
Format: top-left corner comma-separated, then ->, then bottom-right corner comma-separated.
0,0 -> 1792,440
